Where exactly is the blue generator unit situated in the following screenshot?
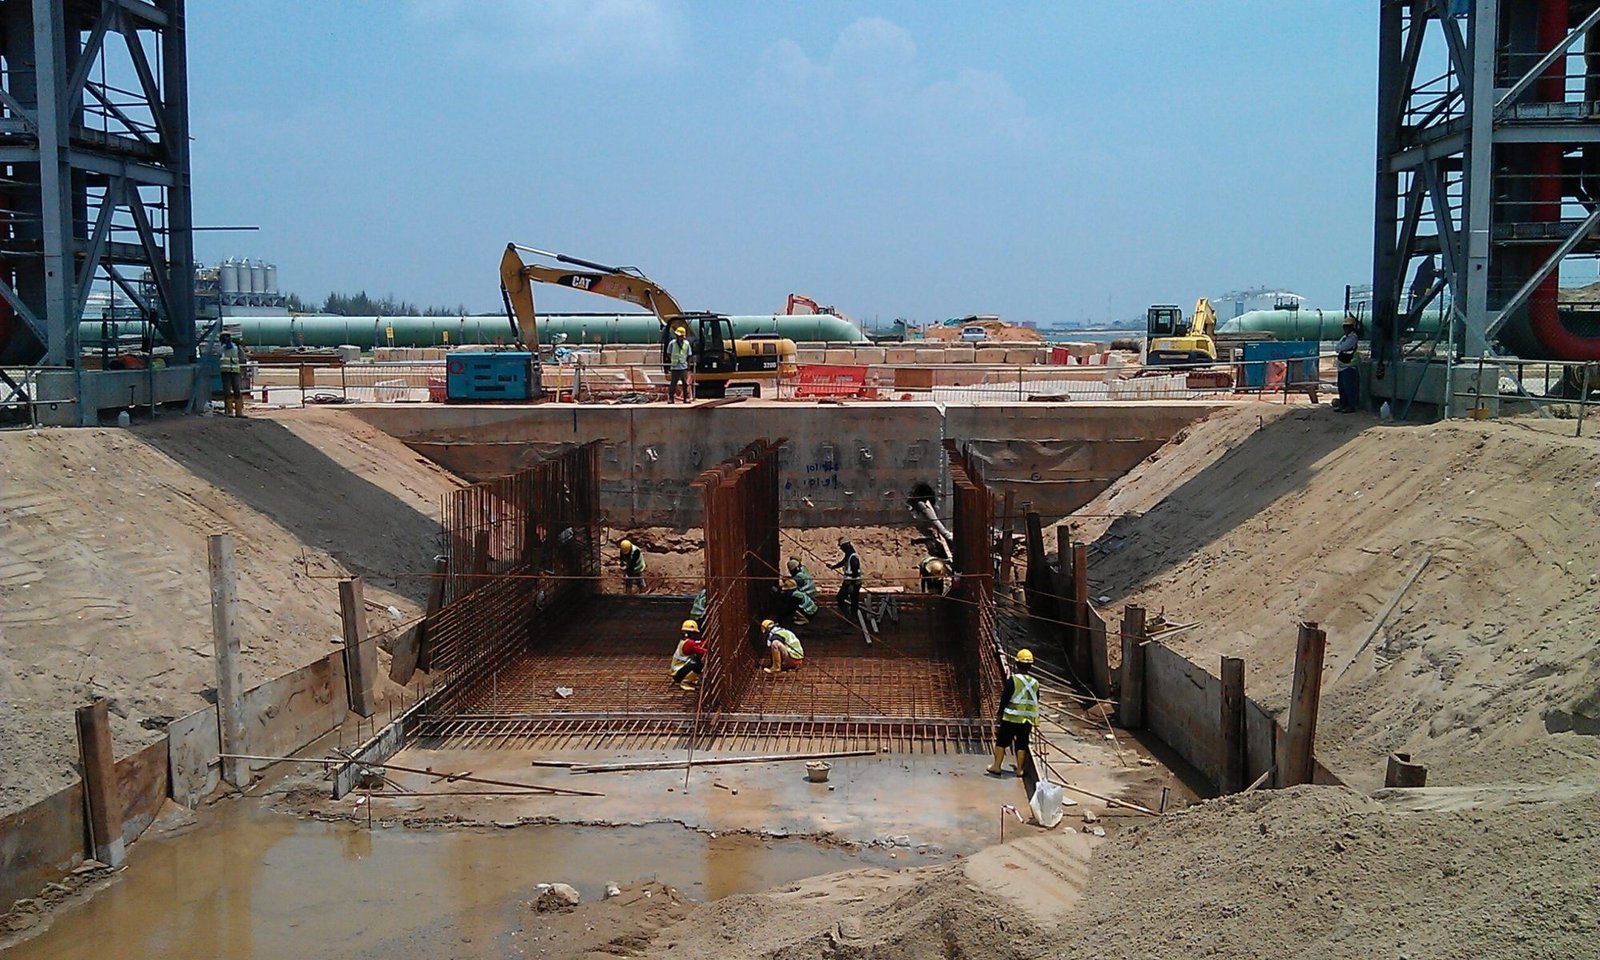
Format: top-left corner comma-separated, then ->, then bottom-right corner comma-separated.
445,351 -> 538,402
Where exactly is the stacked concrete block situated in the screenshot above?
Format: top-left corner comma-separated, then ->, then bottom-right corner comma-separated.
975,348 -> 1007,364
946,346 -> 976,363
886,347 -> 918,364
853,346 -> 887,364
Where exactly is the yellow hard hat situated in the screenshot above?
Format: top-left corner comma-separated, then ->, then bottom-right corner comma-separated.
760,619 -> 776,632
619,539 -> 633,552
787,558 -> 801,573
927,559 -> 946,575
782,577 -> 796,590
1014,648 -> 1034,664
681,619 -> 699,633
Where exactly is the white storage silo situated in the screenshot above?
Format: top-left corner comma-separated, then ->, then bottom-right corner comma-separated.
219,259 -> 240,296
264,263 -> 278,296
249,261 -> 265,295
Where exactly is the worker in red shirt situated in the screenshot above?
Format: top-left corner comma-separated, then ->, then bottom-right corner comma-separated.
670,619 -> 707,690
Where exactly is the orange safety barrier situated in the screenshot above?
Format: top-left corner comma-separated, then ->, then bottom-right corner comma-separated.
794,363 -> 871,398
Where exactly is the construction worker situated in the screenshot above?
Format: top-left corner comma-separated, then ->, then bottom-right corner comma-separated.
1333,316 -> 1360,414
787,557 -> 817,598
670,619 -> 707,690
666,327 -> 693,403
919,556 -> 950,595
828,539 -> 864,619
761,619 -> 804,674
773,577 -> 818,624
689,587 -> 708,622
619,539 -> 646,593
987,649 -> 1040,783
217,332 -> 246,418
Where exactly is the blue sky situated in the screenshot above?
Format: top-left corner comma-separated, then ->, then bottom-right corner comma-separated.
188,3 -> 1377,327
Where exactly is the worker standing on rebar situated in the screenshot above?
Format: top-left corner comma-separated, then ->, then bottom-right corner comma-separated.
773,577 -> 818,625
760,619 -> 805,674
987,649 -> 1039,782
217,332 -> 246,418
667,327 -> 693,403
620,538 -> 647,593
670,619 -> 706,690
919,556 -> 950,595
787,557 -> 817,599
829,539 -> 864,619
689,587 -> 708,622
1333,316 -> 1360,414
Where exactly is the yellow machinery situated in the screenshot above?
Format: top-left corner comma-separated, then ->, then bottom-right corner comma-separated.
1145,298 -> 1220,366
499,244 -> 797,398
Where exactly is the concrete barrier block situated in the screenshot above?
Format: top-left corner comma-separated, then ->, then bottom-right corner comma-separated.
914,349 -> 943,363
946,346 -> 975,363
853,346 -> 886,364
824,349 -> 856,364
975,348 -> 1007,364
798,349 -> 827,364
885,347 -> 918,364
1005,349 -> 1038,365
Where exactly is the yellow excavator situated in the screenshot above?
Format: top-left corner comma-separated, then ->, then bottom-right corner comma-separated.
499,244 -> 798,398
1145,297 -> 1220,366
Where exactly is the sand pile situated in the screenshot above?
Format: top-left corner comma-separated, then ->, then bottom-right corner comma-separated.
1062,409 -> 1600,788
0,409 -> 458,814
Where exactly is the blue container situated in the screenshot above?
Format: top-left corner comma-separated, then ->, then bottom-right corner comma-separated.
446,352 -> 534,401
1239,341 -> 1319,389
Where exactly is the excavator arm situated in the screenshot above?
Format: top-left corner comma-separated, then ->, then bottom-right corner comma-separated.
500,244 -> 687,349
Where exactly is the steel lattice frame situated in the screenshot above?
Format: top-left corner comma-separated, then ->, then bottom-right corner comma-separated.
0,0 -> 195,368
1374,0 -> 1600,369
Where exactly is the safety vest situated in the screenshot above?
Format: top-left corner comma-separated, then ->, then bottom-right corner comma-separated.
670,637 -> 698,676
1001,674 -> 1040,725
668,338 -> 691,370
769,626 -> 803,659
793,567 -> 817,596
219,344 -> 243,374
623,546 -> 646,575
690,590 -> 707,620
794,589 -> 818,616
842,553 -> 862,583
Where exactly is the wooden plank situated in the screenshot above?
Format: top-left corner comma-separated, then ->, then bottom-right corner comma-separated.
573,749 -> 876,775
340,578 -> 378,717
1332,553 -> 1432,685
208,534 -> 246,787
1071,541 -> 1090,683
1087,605 -> 1111,698
74,700 -> 125,867
997,490 -> 1016,587
1219,656 -> 1246,794
1284,621 -> 1327,786
1118,605 -> 1147,728
167,705 -> 220,807
1024,511 -> 1046,613
114,738 -> 170,846
0,782 -> 87,910
238,651 -> 347,777
413,556 -> 448,672
1385,752 -> 1428,788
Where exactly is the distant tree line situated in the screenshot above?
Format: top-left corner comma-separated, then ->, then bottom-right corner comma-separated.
285,290 -> 473,316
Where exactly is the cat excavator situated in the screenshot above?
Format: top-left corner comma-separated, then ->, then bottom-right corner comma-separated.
499,244 -> 797,398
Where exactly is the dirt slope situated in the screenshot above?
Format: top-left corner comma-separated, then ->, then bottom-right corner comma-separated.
0,409 -> 459,814
1063,409 -> 1600,788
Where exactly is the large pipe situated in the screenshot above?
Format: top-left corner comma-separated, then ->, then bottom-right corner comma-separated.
1217,307 -> 1446,342
1528,0 -> 1600,359
78,312 -> 870,350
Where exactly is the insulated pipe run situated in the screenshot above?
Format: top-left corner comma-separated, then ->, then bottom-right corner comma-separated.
1530,0 -> 1600,359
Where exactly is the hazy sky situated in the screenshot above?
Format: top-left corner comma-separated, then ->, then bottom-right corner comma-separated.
187,3 -> 1376,326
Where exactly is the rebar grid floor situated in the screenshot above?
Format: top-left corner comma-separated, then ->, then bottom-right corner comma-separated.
431,594 -> 977,749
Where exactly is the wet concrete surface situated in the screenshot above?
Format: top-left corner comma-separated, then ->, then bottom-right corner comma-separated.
4,798 -> 905,960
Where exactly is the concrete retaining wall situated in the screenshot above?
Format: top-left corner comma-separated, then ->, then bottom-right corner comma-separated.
354,401 -> 1217,527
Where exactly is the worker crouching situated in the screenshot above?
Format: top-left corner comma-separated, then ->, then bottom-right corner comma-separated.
988,649 -> 1040,785
920,556 -> 950,595
670,619 -> 706,690
619,538 -> 647,593
761,619 -> 805,675
774,577 -> 818,624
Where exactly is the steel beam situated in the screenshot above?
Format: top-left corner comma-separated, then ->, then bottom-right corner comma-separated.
1494,5 -> 1600,116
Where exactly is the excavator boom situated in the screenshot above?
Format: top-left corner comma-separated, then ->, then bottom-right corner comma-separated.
500,244 -> 687,348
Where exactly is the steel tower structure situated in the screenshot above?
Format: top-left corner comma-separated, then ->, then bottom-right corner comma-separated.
1373,0 -> 1600,369
0,0 -> 194,368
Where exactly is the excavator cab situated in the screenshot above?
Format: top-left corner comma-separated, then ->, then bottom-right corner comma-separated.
1146,304 -> 1183,338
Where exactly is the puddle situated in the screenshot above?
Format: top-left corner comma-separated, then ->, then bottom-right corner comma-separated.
7,800 -> 909,960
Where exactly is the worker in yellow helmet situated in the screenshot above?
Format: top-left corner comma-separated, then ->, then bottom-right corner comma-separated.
760,618 -> 804,675
619,538 -> 646,594
669,619 -> 707,690
919,556 -> 950,595
773,576 -> 818,624
987,649 -> 1039,783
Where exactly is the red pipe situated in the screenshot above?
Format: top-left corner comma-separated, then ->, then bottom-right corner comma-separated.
1530,0 -> 1600,359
